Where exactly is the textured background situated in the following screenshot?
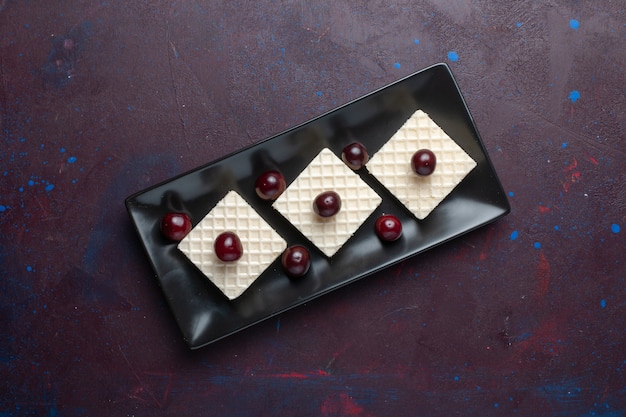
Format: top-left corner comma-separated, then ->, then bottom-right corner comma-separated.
1,1 -> 624,416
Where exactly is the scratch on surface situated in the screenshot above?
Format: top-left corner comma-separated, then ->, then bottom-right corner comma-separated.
169,41 -> 179,59
474,82 -> 625,161
165,0 -> 191,151
305,25 -> 331,43
529,109 -> 625,158
118,343 -> 171,409
167,39 -> 191,151
325,356 -> 336,372
375,305 -> 420,322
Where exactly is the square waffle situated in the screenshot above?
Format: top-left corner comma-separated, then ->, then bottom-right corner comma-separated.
273,148 -> 382,257
366,110 -> 477,219
178,191 -> 286,299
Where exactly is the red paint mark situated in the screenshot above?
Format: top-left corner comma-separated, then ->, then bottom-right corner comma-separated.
564,157 -> 578,172
321,392 -> 372,417
562,181 -> 570,192
586,154 -> 599,165
479,227 -> 495,260
268,369 -> 330,379
561,157 -> 582,192
538,205 -> 551,214
509,316 -> 568,369
531,318 -> 565,355
536,252 -> 550,297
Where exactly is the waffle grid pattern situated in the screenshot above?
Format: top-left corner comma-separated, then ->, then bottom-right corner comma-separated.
178,191 -> 286,299
367,110 -> 477,219
273,148 -> 382,257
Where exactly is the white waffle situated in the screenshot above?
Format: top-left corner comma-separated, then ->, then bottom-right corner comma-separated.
367,110 -> 477,219
273,148 -> 382,257
178,191 -> 286,300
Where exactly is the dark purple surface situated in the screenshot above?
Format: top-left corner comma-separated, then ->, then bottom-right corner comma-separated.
1,1 -> 624,416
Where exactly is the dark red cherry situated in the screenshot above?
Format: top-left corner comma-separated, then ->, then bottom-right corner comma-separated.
375,214 -> 403,242
411,149 -> 437,176
255,170 -> 286,200
341,142 -> 369,170
160,212 -> 192,241
313,191 -> 341,218
281,245 -> 311,278
214,231 -> 243,262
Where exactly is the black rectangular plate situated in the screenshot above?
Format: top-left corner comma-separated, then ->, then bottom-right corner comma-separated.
125,63 -> 510,349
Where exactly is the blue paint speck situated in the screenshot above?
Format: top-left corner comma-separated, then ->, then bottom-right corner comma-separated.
394,62 -> 401,69
67,156 -> 77,163
570,19 -> 580,30
561,142 -> 568,148
554,225 -> 560,231
414,39 -> 420,44
28,180 -> 35,186
60,147 -> 66,153
568,90 -> 581,103
45,184 -> 55,192
454,375 -> 460,381
600,299 -> 607,309
510,230 -> 519,241
611,223 -> 620,234
516,22 -> 522,28
447,51 -> 459,62
316,91 -> 322,97
0,205 -> 6,212
508,191 -> 514,197
26,265 -> 33,272
494,403 -> 500,408
533,242 -> 541,249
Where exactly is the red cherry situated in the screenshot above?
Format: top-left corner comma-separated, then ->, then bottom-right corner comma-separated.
281,245 -> 311,278
341,142 -> 369,170
214,231 -> 243,262
375,214 -> 403,242
313,191 -> 341,218
160,212 -> 192,241
411,149 -> 437,176
255,170 -> 286,200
